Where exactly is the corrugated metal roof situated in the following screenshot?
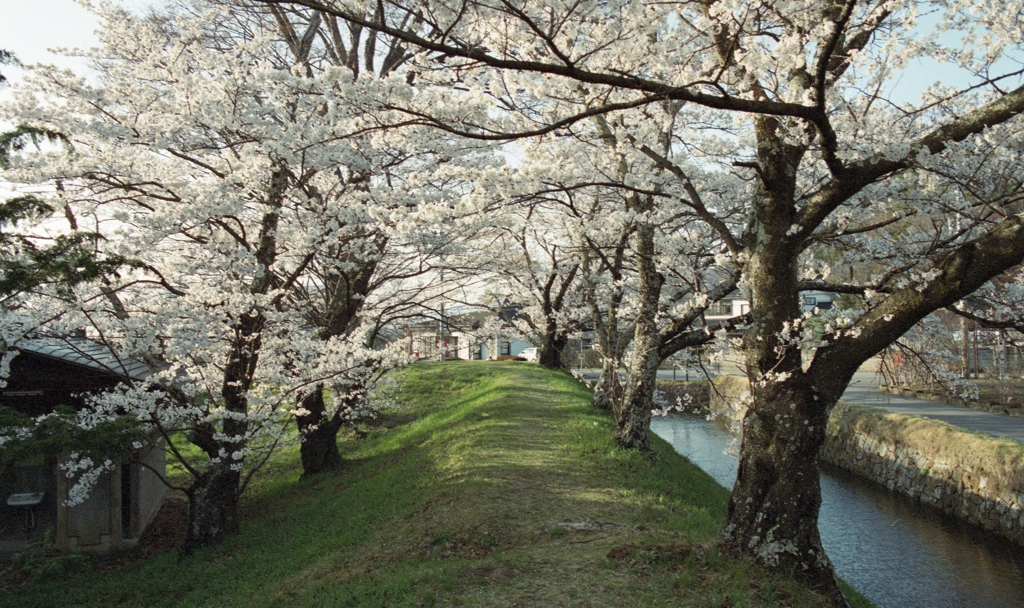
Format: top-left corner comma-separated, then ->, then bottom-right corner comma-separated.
13,338 -> 155,382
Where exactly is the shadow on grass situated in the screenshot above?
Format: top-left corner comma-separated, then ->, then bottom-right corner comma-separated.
3,361 -> 872,608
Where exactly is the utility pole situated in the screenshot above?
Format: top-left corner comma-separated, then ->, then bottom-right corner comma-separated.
439,303 -> 445,362
959,300 -> 970,379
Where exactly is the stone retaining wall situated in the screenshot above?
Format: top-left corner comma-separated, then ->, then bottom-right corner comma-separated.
656,381 -> 710,415
821,403 -> 1024,544
708,376 -> 1024,545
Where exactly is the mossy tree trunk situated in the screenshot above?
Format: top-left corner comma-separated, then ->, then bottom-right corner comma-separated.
182,463 -> 241,554
296,384 -> 346,476
613,220 -> 662,450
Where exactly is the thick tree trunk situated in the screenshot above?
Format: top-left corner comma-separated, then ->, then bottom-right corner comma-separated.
613,221 -> 663,451
296,385 -> 345,476
591,355 -> 622,412
538,322 -> 568,369
722,376 -> 847,606
181,311 -> 257,553
722,229 -> 850,607
179,172 -> 286,553
614,344 -> 661,451
182,463 -> 241,554
299,421 -> 344,475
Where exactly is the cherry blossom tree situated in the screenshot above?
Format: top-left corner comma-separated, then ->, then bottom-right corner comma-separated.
449,198 -> 584,369
229,2 -> 475,476
0,2 -> 432,549
507,103 -> 747,445
255,1 -> 1024,602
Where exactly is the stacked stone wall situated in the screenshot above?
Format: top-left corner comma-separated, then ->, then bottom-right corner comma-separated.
821,403 -> 1024,545
708,376 -> 1024,545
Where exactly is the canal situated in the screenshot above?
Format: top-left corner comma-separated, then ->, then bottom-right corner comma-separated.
651,413 -> 1024,608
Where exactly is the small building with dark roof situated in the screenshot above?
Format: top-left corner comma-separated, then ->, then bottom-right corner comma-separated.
0,338 -> 166,553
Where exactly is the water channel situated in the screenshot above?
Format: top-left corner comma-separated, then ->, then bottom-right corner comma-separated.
651,414 -> 1024,608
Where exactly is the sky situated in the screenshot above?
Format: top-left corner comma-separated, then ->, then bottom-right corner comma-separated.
0,1 -> 156,145
2,1 -> 104,76
1,2 -> 1021,111
0,1 -> 156,69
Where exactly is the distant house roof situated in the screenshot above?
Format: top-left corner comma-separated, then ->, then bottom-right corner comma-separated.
401,303 -> 526,336
13,337 -> 155,382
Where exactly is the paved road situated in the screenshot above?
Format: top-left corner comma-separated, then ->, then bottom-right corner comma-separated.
841,370 -> 1024,443
580,365 -> 1024,443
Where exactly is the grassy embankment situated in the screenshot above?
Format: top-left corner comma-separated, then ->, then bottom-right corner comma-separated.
4,361 -> 871,607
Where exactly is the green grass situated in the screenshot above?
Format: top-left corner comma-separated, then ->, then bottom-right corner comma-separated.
3,361 -> 873,607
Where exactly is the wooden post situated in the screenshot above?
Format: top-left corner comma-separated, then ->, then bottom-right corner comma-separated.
974,322 -> 980,379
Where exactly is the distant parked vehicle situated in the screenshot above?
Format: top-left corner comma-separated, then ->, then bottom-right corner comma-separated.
520,347 -> 539,361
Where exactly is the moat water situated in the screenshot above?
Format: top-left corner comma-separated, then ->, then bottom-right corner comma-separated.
651,414 -> 1024,608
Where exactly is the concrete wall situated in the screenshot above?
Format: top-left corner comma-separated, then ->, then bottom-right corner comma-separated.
126,439 -> 167,539
56,441 -> 167,551
708,376 -> 1024,546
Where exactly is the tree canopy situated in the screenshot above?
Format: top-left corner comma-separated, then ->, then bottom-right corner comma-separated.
3,1 -> 1024,603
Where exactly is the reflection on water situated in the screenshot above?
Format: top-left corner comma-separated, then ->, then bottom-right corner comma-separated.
652,414 -> 1024,608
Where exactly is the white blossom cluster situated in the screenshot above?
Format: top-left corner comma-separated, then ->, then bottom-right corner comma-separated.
0,2 -> 483,504
60,454 -> 116,507
3,0 -> 1024,560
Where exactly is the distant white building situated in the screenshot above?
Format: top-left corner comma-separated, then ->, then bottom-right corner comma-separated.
704,290 -> 838,322
400,306 -> 535,360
